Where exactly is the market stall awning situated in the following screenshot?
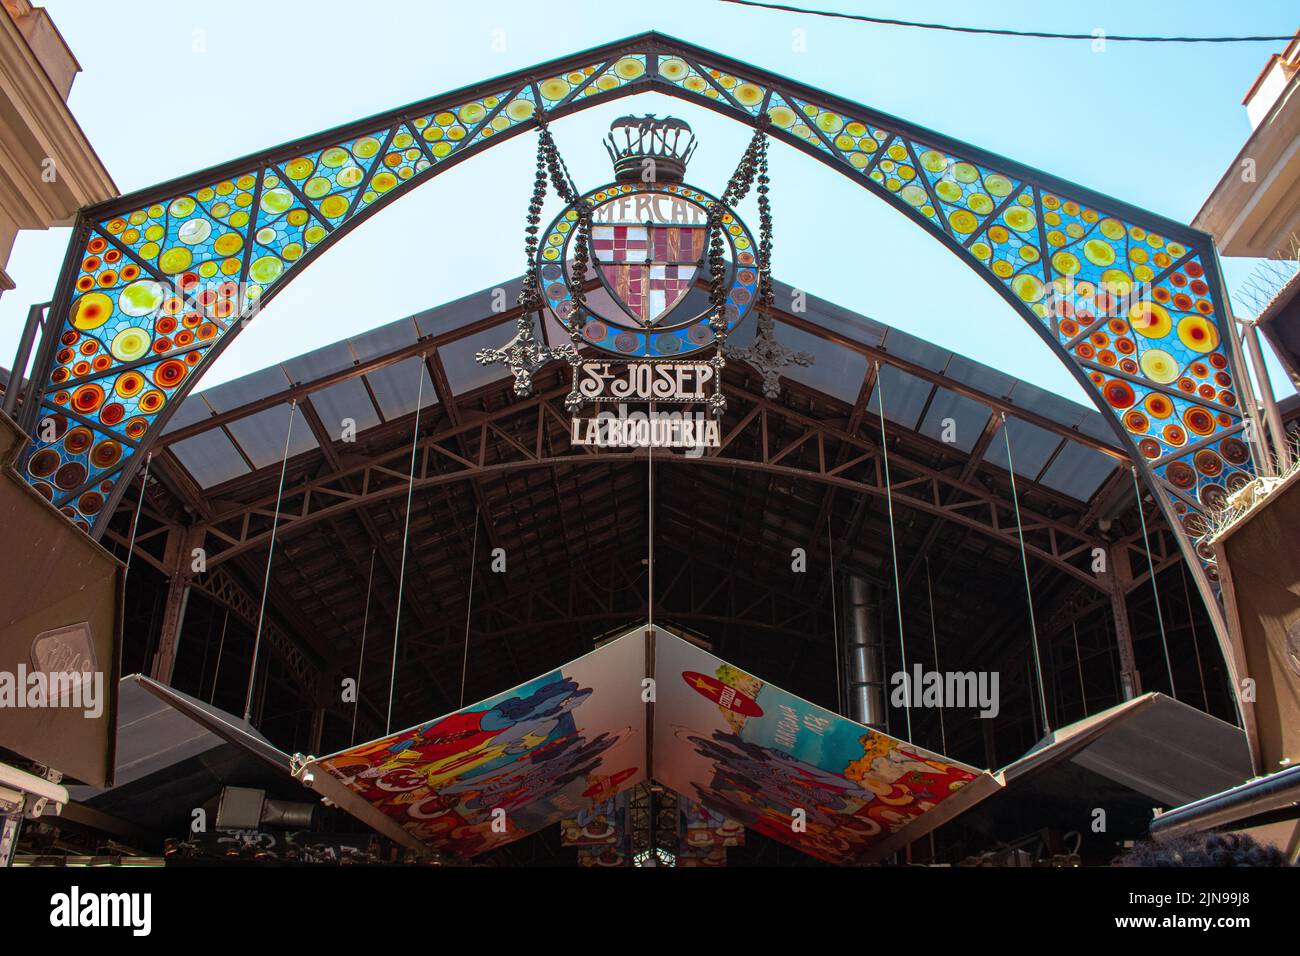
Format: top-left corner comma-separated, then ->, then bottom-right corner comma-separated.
962,692 -> 1253,846
65,675 -> 298,837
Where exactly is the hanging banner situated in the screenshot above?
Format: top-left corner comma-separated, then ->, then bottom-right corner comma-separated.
300,624 -> 998,864
652,630 -> 1001,865
296,631 -> 647,860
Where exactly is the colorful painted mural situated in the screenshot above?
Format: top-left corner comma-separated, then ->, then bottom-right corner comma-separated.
302,625 -> 998,863
677,795 -> 742,866
560,794 -> 626,848
653,631 -> 999,865
304,631 -> 646,859
678,795 -> 744,850
564,791 -> 632,867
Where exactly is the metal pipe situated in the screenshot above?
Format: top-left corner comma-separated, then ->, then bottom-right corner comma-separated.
2,302 -> 48,420
1150,765 -> 1300,841
1240,317 -> 1293,472
845,575 -> 886,730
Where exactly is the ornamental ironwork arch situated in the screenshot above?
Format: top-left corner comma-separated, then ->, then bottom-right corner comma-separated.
16,32 -> 1261,653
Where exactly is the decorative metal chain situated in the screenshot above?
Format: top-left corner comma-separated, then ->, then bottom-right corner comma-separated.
535,112 -> 591,410
517,125 -> 551,315
720,119 -> 815,400
705,119 -> 772,414
755,130 -> 774,311
477,110 -> 584,405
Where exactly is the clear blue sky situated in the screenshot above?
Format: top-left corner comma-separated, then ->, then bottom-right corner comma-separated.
3,0 -> 1296,403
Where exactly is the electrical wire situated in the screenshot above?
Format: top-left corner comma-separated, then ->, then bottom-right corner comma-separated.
719,1 -> 1296,43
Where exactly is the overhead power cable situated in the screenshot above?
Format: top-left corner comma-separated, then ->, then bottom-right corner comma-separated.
719,1 -> 1296,43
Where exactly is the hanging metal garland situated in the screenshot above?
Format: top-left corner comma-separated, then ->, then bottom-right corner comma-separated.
475,109 -> 585,408
721,120 -> 814,401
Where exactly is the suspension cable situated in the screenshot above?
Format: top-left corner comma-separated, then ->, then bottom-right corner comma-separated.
209,609 -> 229,704
828,510 -> 842,716
925,556 -> 947,753
122,452 -> 152,584
875,362 -> 911,742
386,360 -> 426,735
1001,412 -> 1049,734
350,548 -> 376,746
244,400 -> 296,723
459,507 -> 481,709
1180,562 -> 1209,710
1131,466 -> 1176,696
1072,621 -> 1087,716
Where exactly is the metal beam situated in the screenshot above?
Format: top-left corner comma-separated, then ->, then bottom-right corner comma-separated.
183,385 -> 1106,588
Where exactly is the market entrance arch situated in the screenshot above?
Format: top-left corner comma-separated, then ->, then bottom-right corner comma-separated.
14,32 -> 1259,652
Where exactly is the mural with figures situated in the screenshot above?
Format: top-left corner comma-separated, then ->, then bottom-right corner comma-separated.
300,625 -> 1000,863
653,631 -> 999,865
304,632 -> 646,859
677,795 -> 743,866
562,792 -> 632,867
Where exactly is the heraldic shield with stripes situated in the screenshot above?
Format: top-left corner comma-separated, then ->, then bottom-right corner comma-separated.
537,115 -> 762,361
592,211 -> 706,326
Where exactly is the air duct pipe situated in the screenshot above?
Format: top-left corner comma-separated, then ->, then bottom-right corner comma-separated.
260,798 -> 317,829
845,575 -> 886,730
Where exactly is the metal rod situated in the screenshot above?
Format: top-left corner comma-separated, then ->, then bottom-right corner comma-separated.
459,508 -> 480,710
386,363 -> 425,735
876,363 -> 911,742
245,401 -> 297,723
1131,466 -> 1175,697
1002,412 -> 1050,734
350,548 -> 376,746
